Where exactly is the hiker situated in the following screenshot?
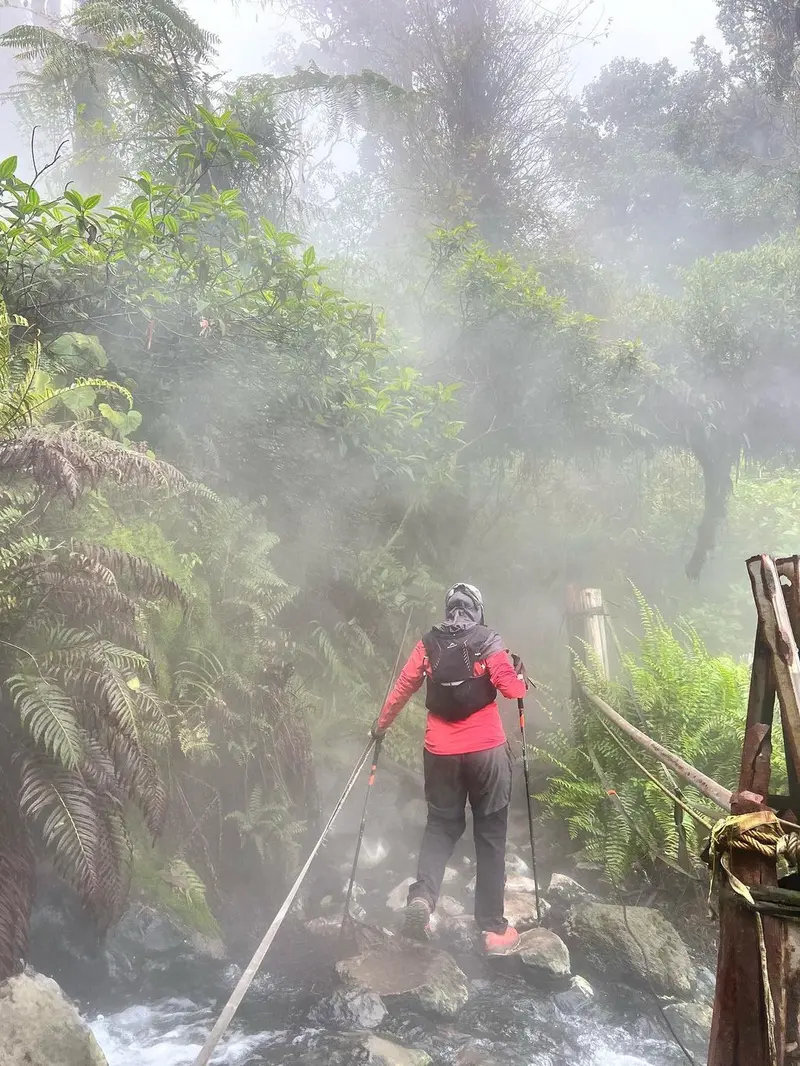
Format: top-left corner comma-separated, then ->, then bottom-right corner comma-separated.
372,582 -> 527,955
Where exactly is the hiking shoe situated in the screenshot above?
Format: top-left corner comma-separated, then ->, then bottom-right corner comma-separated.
483,926 -> 521,956
402,898 -> 432,942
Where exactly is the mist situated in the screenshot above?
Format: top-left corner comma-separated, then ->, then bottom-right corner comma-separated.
0,1 -> 795,1065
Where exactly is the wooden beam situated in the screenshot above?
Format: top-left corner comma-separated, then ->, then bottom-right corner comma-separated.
579,686 -> 733,811
750,555 -> 800,785
709,562 -> 788,1066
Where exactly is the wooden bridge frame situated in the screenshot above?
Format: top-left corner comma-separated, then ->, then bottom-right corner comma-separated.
708,555 -> 800,1066
569,556 -> 800,1066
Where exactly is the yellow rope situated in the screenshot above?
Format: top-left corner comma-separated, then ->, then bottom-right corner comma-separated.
707,811 -> 800,1066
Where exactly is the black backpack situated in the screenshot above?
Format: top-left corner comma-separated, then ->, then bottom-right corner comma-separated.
421,625 -> 498,722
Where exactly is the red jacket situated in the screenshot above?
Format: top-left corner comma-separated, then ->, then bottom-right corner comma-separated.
377,640 -> 526,755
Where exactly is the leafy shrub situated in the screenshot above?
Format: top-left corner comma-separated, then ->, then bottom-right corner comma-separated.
536,595 -> 782,884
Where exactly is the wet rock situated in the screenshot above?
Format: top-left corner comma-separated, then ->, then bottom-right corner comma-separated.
454,1046 -> 507,1066
517,929 -> 571,980
309,986 -> 388,1030
437,915 -> 479,953
387,878 -> 414,912
547,873 -> 595,904
661,1001 -> 712,1061
340,880 -> 366,901
401,799 -> 428,830
505,874 -> 541,895
360,839 -> 390,870
504,853 -> 532,878
442,866 -> 459,884
0,970 -> 107,1066
553,975 -> 595,1013
188,931 -> 227,960
568,904 -> 695,998
347,903 -> 369,924
321,1033 -> 432,1066
336,942 -> 469,1018
306,915 -> 346,938
110,904 -> 187,955
439,895 -> 465,917
504,892 -> 550,931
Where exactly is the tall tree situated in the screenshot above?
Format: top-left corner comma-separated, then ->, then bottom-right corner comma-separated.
280,0 -> 594,246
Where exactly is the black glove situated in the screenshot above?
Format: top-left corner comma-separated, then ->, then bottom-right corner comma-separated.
511,653 -> 530,689
371,717 -> 387,740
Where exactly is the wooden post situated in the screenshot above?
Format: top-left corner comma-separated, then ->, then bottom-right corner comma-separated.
708,556 -> 788,1066
566,586 -> 610,690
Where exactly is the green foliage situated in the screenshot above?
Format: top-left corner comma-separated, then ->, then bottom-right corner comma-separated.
537,595 -> 770,885
0,304 -> 191,979
424,226 -> 646,463
131,843 -> 220,937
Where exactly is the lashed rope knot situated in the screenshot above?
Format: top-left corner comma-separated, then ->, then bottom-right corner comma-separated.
711,809 -> 800,865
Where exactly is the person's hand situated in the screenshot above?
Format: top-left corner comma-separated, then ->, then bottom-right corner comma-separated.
511,653 -> 529,688
371,717 -> 387,740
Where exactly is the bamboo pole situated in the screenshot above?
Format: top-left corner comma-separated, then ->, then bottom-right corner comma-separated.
578,685 -> 733,812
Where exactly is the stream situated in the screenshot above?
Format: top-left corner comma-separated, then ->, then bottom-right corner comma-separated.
30,758 -> 713,1066
87,958 -> 701,1066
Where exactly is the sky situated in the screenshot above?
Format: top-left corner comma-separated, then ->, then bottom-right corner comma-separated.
187,0 -> 724,86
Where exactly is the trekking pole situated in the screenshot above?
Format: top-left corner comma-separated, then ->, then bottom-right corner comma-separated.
517,695 -> 542,924
342,734 -> 383,931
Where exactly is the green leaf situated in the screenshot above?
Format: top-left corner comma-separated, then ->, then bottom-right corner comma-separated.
99,403 -> 142,440
0,156 -> 18,180
48,332 -> 108,373
60,385 -> 96,414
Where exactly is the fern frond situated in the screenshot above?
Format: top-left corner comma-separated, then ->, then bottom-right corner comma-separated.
0,778 -> 35,981
9,675 -> 84,770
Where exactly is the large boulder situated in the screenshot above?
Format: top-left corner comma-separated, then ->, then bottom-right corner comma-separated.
517,928 -> 571,981
0,971 -> 107,1066
567,904 -> 695,998
336,942 -> 469,1018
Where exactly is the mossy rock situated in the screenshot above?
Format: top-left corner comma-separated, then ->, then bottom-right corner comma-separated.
567,903 -> 695,998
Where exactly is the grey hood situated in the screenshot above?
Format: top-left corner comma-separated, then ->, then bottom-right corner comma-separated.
429,584 -> 504,658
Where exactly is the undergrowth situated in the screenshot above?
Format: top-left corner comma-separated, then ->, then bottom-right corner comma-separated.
536,594 -> 787,885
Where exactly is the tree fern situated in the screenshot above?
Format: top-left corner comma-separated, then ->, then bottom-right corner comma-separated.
0,301 -> 189,976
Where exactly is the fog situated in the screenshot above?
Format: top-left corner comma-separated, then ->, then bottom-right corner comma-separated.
0,2 -> 795,1064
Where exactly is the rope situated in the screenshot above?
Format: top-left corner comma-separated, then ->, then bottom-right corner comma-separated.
191,738 -> 375,1066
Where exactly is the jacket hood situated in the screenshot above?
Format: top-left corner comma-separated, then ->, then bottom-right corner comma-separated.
429,584 -> 504,658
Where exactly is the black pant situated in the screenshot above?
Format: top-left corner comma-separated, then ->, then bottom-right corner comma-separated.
409,743 -> 512,934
